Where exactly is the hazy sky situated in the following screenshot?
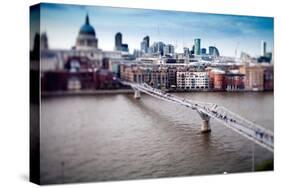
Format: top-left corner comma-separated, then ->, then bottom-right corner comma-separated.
38,3 -> 274,57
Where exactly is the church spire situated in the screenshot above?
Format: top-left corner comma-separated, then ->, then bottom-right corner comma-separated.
85,14 -> 90,25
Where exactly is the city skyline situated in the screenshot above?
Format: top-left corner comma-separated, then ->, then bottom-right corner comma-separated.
30,3 -> 274,185
38,3 -> 273,57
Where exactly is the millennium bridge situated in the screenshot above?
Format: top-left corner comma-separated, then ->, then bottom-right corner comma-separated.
120,80 -> 274,152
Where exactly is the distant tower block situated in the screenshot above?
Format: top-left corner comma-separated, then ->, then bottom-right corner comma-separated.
194,38 -> 201,55
115,32 -> 122,51
133,89 -> 141,99
40,32 -> 49,50
261,40 -> 266,56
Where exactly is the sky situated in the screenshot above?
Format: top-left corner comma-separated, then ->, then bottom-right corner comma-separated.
35,3 -> 274,57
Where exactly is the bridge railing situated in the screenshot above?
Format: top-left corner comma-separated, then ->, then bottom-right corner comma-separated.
119,80 -> 274,152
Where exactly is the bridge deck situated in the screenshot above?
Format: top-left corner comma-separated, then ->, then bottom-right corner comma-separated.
121,81 -> 274,152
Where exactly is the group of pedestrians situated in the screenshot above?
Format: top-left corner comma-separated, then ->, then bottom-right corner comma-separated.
202,105 -> 237,124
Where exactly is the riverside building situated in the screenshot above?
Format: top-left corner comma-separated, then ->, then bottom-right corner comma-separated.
176,71 -> 209,90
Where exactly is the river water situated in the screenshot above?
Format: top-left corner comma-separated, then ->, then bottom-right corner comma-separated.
40,92 -> 273,184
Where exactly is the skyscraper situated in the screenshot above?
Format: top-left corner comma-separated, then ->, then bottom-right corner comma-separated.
141,36 -> 150,53
115,32 -> 129,52
151,42 -> 165,56
183,47 -> 189,56
209,46 -> 220,57
115,32 -> 122,51
261,40 -> 266,56
164,44 -> 175,56
144,36 -> 149,47
194,38 -> 201,55
40,32 -> 49,50
121,44 -> 129,52
191,45 -> 195,55
201,48 -> 207,55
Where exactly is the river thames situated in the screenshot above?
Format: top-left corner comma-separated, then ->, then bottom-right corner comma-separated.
40,92 -> 273,184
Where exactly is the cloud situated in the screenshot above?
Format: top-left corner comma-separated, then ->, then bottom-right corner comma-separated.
41,3 -> 274,56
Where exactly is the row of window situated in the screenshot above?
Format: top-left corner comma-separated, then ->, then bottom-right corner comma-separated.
179,79 -> 209,81
177,86 -> 209,89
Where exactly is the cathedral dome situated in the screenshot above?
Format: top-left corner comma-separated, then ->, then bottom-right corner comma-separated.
79,14 -> 96,36
76,14 -> 98,50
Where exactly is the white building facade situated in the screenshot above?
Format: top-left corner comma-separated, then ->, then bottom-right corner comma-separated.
176,71 -> 209,90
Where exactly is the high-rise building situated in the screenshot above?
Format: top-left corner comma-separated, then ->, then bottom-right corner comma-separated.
164,44 -> 175,56
115,32 -> 122,51
40,32 -> 49,50
191,45 -> 195,55
261,40 -> 266,56
144,36 -> 149,48
183,47 -> 189,56
258,41 -> 271,63
209,46 -> 220,57
115,32 -> 129,52
201,48 -> 207,55
194,38 -> 201,55
121,44 -> 129,52
151,42 -> 165,56
141,36 -> 150,53
140,41 -> 146,53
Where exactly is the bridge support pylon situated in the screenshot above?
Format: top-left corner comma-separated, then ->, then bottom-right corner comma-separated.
198,111 -> 211,133
133,89 -> 141,99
